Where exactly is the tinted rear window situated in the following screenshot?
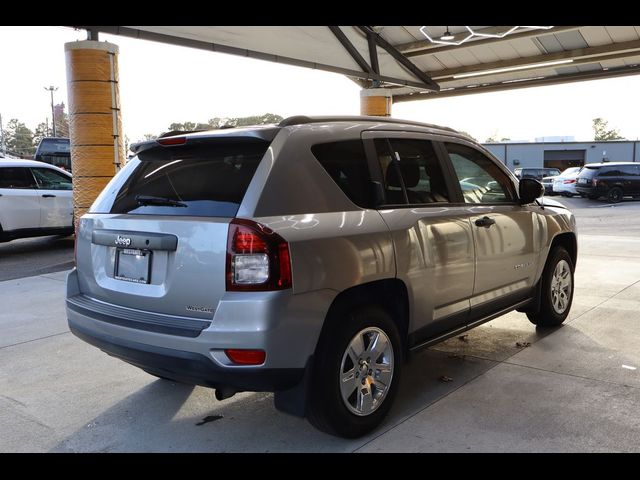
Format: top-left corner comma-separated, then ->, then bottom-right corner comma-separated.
37,138 -> 70,154
580,166 -> 600,178
311,140 -> 373,208
621,165 -> 640,175
104,141 -> 268,217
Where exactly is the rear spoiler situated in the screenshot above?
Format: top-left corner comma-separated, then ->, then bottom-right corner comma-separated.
130,127 -> 280,155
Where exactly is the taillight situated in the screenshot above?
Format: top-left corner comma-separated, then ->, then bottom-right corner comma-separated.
226,218 -> 292,291
564,179 -> 576,184
225,349 -> 266,365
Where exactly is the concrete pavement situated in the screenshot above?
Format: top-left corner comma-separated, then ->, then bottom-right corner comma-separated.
1,231 -> 639,452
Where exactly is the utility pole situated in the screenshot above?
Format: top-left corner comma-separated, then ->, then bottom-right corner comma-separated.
44,85 -> 58,137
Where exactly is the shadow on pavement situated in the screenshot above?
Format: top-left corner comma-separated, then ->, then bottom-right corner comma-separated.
50,344 -> 505,452
0,235 -> 74,281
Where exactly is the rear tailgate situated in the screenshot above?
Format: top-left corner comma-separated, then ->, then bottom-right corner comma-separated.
76,215 -> 231,319
73,136 -> 272,320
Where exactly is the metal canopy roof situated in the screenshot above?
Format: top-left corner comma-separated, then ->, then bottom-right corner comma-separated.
74,26 -> 640,101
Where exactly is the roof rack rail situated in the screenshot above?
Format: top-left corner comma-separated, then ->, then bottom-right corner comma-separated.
278,115 -> 458,133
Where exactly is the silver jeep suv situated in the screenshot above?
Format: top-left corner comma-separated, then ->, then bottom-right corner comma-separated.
67,116 -> 577,438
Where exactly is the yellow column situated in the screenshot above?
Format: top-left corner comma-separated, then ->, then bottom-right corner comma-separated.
65,40 -> 125,228
360,88 -> 392,116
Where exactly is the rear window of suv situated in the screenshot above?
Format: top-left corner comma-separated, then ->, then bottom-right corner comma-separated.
579,166 -> 600,178
95,141 -> 269,217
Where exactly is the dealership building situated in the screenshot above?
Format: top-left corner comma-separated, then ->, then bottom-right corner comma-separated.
483,139 -> 640,172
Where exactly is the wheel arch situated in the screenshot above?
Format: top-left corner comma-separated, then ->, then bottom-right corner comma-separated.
316,279 -> 410,359
274,278 -> 410,419
520,231 -> 577,315
549,232 -> 577,270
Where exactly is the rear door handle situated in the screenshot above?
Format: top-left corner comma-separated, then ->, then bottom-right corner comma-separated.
475,216 -> 496,228
42,194 -> 56,198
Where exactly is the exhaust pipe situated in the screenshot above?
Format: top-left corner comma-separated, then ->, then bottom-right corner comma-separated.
215,386 -> 237,401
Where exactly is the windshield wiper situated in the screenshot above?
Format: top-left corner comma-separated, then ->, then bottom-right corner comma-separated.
135,195 -> 187,208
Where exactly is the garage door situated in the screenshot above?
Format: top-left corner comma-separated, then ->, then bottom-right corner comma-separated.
544,150 -> 585,170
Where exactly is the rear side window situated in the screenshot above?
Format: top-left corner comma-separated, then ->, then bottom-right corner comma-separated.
311,140 -> 373,208
599,167 -> 619,176
0,167 -> 36,189
104,141 -> 268,217
620,165 -> 640,176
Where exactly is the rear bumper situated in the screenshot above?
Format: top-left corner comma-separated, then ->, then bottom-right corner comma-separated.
65,268 -> 331,392
69,320 -> 305,392
575,185 -> 602,196
552,183 -> 576,194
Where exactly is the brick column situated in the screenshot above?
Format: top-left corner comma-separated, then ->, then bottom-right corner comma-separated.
65,40 -> 125,227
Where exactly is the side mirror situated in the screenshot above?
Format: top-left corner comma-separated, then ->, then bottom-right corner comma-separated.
519,178 -> 544,204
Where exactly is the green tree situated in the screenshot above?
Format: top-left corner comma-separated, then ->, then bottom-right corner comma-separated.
167,121 -> 208,132
142,133 -> 157,141
237,113 -> 283,126
207,117 -> 226,128
167,114 -> 284,134
32,121 -> 49,149
592,117 -> 624,141
208,113 -> 283,128
5,119 -> 35,157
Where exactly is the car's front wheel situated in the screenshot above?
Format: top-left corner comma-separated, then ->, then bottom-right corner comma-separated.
527,247 -> 574,327
307,306 -> 402,438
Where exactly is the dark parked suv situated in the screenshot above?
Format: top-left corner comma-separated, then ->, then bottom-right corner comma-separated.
67,116 -> 577,438
575,162 -> 640,202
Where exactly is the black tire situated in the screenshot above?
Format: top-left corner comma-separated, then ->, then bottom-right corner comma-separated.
607,187 -> 624,203
307,306 -> 402,438
527,247 -> 574,327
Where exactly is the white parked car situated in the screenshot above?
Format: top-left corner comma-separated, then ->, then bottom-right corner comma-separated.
552,167 -> 582,197
0,159 -> 73,242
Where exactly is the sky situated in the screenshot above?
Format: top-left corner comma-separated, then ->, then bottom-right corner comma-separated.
1,25 -> 640,144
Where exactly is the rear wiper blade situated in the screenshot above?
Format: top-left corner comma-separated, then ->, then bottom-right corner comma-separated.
136,195 -> 187,207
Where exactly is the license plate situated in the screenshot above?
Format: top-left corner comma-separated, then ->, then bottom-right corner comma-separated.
115,248 -> 152,284
578,178 -> 587,184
